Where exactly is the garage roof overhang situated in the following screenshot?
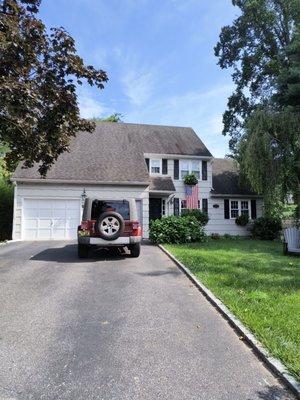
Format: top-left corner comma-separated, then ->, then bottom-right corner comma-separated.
11,178 -> 150,186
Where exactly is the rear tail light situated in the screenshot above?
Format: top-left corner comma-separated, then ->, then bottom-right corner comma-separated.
132,221 -> 141,236
132,221 -> 139,230
80,221 -> 89,230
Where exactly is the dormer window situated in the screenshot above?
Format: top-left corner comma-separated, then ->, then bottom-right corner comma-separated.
150,159 -> 161,174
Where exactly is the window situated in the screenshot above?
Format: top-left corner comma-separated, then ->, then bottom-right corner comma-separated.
229,200 -> 250,219
162,199 -> 166,216
150,159 -> 161,174
180,160 -> 201,180
191,161 -> 200,179
241,201 -> 249,216
230,200 -> 239,218
180,161 -> 189,178
91,200 -> 130,220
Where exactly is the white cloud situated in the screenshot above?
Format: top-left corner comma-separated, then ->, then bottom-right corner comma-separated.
122,70 -> 155,107
78,88 -> 114,119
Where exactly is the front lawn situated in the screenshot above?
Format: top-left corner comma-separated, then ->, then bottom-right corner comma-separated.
164,239 -> 300,379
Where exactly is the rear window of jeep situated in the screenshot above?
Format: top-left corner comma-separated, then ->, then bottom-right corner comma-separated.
91,200 -> 130,220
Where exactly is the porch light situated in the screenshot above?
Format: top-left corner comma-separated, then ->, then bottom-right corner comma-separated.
81,188 -> 87,207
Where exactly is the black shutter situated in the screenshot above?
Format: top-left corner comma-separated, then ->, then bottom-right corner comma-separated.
162,159 -> 168,175
202,161 -> 207,181
202,198 -> 208,214
174,160 -> 179,180
251,199 -> 257,219
174,198 -> 180,216
145,158 -> 149,171
224,199 -> 230,219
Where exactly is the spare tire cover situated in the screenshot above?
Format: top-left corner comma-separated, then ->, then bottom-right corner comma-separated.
95,211 -> 125,241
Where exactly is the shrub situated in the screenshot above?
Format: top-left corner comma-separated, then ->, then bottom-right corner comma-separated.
211,233 -> 221,240
149,215 -> 206,244
251,217 -> 282,240
181,209 -> 209,226
0,179 -> 14,241
235,213 -> 249,226
183,173 -> 198,186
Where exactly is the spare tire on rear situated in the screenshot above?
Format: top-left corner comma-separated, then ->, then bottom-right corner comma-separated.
95,211 -> 124,241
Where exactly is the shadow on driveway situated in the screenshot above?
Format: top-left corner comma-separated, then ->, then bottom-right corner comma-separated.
30,244 -> 130,263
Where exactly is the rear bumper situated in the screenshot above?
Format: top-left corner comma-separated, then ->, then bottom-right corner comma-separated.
78,236 -> 142,246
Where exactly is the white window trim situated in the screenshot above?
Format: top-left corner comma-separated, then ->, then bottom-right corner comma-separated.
180,160 -> 201,180
150,159 -> 162,175
230,199 -> 250,219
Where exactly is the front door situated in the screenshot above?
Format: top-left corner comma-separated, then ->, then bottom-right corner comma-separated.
149,198 -> 162,221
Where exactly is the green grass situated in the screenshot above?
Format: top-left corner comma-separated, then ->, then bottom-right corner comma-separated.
164,239 -> 300,379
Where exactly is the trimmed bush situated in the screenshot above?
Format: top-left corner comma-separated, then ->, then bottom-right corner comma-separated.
181,209 -> 209,226
0,179 -> 14,241
211,233 -> 221,240
149,215 -> 206,244
235,213 -> 249,226
251,217 -> 282,240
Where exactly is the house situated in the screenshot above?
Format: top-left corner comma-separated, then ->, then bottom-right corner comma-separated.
11,122 -> 263,240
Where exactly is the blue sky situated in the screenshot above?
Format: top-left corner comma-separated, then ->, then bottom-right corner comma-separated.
39,0 -> 238,157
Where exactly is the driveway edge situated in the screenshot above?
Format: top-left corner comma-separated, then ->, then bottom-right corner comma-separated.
158,244 -> 300,398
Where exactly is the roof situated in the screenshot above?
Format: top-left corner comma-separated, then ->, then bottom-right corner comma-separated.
211,158 -> 258,196
13,122 -> 212,183
149,176 -> 175,192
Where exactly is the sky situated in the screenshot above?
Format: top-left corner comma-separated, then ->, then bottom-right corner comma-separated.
39,0 -> 238,157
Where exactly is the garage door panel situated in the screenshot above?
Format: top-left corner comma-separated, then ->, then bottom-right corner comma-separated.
23,199 -> 80,240
24,230 -> 37,240
53,209 -> 66,218
66,209 -> 79,218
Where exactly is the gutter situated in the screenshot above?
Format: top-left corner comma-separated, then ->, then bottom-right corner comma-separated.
11,178 -> 150,187
210,193 -> 263,199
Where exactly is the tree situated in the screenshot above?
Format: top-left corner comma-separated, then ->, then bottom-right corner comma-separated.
0,0 -> 108,176
215,0 -> 300,220
214,0 -> 299,151
91,113 -> 123,123
238,26 -> 300,219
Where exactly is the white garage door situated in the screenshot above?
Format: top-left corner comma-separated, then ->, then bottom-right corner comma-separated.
23,199 -> 81,240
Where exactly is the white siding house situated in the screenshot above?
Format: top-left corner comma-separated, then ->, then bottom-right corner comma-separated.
11,123 -> 263,240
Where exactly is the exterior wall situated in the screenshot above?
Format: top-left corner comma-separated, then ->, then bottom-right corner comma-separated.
154,158 -> 212,217
13,182 -> 150,240
206,197 -> 264,236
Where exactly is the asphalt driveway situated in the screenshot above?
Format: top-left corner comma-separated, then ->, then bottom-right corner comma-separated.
0,241 -> 295,400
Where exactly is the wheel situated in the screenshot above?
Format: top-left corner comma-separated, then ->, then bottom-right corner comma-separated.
95,211 -> 125,241
129,243 -> 141,258
78,244 -> 89,258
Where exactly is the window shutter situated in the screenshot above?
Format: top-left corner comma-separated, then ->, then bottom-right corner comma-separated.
162,159 -> 168,175
174,160 -> 179,180
174,198 -> 180,216
202,161 -> 207,180
251,200 -> 257,219
145,158 -> 149,171
202,199 -> 208,214
224,199 -> 230,219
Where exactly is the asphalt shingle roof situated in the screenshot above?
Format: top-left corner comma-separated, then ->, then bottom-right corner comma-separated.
13,122 -> 212,183
149,176 -> 175,192
212,158 -> 257,196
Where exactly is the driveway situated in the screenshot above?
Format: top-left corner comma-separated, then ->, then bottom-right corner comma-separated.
0,241 -> 295,400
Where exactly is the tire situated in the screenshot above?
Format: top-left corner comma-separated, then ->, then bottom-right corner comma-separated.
95,211 -> 124,241
129,243 -> 141,258
78,244 -> 89,258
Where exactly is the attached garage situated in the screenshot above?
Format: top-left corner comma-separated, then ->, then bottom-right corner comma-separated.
22,198 -> 81,240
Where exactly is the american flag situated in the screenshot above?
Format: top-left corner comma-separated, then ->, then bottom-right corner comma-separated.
185,184 -> 199,209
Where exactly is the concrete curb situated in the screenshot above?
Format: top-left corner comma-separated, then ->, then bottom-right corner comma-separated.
158,244 -> 300,398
